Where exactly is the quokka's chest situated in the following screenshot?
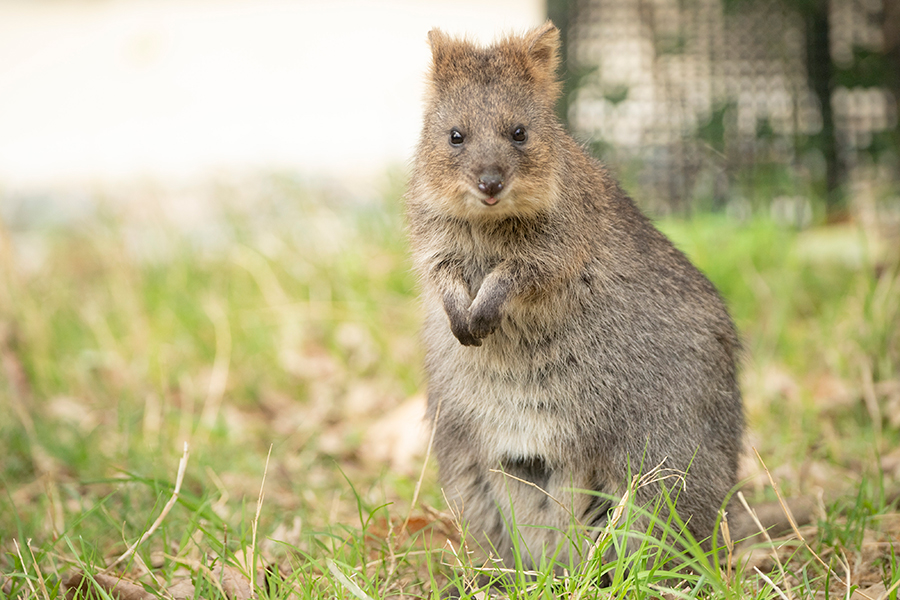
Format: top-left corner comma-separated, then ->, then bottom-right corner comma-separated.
447,355 -> 583,464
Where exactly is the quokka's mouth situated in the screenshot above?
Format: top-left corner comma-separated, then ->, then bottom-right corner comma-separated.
481,196 -> 501,206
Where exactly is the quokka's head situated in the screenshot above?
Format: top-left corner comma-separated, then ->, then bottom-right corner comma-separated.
416,22 -> 564,220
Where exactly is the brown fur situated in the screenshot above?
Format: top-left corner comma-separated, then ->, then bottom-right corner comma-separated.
406,22 -> 744,574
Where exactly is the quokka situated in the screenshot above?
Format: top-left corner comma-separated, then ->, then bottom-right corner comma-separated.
405,21 -> 744,573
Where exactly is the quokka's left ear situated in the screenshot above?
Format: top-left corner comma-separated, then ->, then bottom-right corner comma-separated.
524,21 -> 561,77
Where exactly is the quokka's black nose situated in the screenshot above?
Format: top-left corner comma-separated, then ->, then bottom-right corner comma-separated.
478,171 -> 504,197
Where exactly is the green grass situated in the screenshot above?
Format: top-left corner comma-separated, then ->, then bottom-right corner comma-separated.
1,177 -> 898,598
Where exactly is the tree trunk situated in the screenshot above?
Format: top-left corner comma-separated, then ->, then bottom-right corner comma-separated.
806,0 -> 843,218
883,0 -> 900,156
546,0 -> 574,127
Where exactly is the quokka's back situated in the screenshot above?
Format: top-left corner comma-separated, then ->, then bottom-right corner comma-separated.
406,22 -> 743,574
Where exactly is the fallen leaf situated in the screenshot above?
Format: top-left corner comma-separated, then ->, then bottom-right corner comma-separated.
64,572 -> 155,600
761,365 -> 801,404
47,396 -> 100,433
166,578 -> 196,599
878,379 -> 900,428
810,373 -> 856,411
212,564 -> 253,600
880,446 -> 900,480
359,395 -> 427,475
264,516 -> 303,553
850,582 -> 886,600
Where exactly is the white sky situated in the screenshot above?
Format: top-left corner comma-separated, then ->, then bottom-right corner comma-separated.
0,0 -> 543,190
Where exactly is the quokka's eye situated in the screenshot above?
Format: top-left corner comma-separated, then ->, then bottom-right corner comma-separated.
449,128 -> 465,146
512,126 -> 527,143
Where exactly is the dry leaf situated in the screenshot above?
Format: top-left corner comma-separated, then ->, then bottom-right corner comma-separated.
64,572 -> 155,600
47,396 -> 100,433
735,546 -> 775,578
879,380 -> 900,428
850,582 -> 886,600
729,497 -> 816,548
264,516 -> 303,553
359,395 -> 427,475
335,322 -> 378,372
761,365 -> 801,404
211,564 -> 253,600
166,578 -> 196,599
810,373 -> 856,411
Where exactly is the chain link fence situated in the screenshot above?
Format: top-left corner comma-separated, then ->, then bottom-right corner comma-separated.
560,0 -> 899,219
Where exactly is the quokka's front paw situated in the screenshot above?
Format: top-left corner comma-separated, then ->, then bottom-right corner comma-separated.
442,291 -> 482,346
468,300 -> 502,340
449,317 -> 482,347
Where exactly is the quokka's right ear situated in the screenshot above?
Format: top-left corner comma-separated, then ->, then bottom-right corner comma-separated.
427,29 -> 449,51
426,28 -> 471,89
427,28 -> 452,68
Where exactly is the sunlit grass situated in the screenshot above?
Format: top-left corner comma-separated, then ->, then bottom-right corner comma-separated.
1,177 -> 898,597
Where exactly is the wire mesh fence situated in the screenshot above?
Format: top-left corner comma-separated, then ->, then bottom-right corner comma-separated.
561,0 -> 899,218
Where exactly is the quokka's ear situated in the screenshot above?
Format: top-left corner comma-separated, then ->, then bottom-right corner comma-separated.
427,28 -> 453,70
524,21 -> 561,78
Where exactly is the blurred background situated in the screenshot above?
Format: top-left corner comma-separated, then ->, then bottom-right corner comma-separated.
1,1 -> 899,594
0,0 -> 541,199
555,0 -> 900,222
1,0 -> 897,220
